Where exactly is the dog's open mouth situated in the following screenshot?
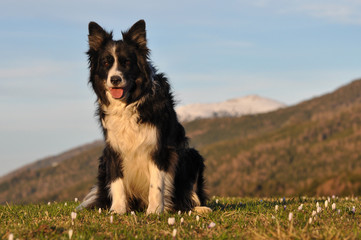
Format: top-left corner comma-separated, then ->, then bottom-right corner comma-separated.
109,87 -> 124,99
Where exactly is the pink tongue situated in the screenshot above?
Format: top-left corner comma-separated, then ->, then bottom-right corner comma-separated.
110,88 -> 124,99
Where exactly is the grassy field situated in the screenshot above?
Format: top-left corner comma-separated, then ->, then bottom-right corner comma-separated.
1,196 -> 361,239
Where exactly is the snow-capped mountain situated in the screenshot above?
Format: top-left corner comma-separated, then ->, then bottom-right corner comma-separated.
176,95 -> 286,122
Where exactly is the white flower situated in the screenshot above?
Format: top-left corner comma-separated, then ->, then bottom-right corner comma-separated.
332,203 -> 336,210
98,208 -> 101,214
110,215 -> 113,223
196,215 -> 200,222
178,211 -> 181,215
168,217 -> 175,225
317,206 -> 322,213
298,204 -> 303,211
180,217 -> 184,224
131,211 -> 135,216
188,210 -> 192,216
275,205 -> 279,212
324,200 -> 328,208
48,202 -> 51,206
312,210 -> 317,217
65,203 -> 67,206
68,229 -> 73,240
216,199 -> 219,204
208,222 -> 216,228
288,212 -> 293,222
327,197 -> 331,203
352,206 -> 356,214
8,233 -> 14,240
172,229 -> 177,238
308,217 -> 312,224
316,202 -> 319,208
71,212 -> 77,220
75,198 -> 78,202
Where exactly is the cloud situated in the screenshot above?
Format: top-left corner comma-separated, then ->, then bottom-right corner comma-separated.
277,1 -> 361,25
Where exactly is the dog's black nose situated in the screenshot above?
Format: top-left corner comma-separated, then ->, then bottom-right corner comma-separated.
110,76 -> 122,86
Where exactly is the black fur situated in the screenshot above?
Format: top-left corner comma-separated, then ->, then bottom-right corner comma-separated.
79,20 -> 208,213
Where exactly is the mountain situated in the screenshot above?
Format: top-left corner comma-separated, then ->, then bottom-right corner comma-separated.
1,78 -> 361,204
176,95 -> 286,122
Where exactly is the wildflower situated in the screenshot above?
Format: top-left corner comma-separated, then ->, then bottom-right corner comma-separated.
308,217 -> 312,224
188,210 -> 192,216
68,229 -> 73,240
312,210 -> 317,217
283,205 -> 287,210
168,217 -> 175,225
196,215 -> 200,222
71,212 -> 77,225
110,215 -> 113,223
8,233 -> 14,240
275,205 -> 279,212
48,202 -> 51,206
352,206 -> 356,214
65,203 -> 67,206
332,203 -> 336,211
75,198 -> 78,202
288,212 -> 293,222
317,206 -> 322,213
332,195 -> 335,199
172,229 -> 177,239
131,211 -> 135,216
316,202 -> 319,208
178,210 -> 181,215
208,222 -> 216,228
327,197 -> 331,203
216,199 -> 219,204
98,208 -> 101,214
324,200 -> 328,208
298,204 -> 303,211
180,217 -> 184,224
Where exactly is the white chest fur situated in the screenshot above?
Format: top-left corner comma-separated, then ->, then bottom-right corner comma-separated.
102,93 -> 158,201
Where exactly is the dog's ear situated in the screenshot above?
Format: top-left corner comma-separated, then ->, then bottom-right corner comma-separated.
122,20 -> 147,51
88,22 -> 112,51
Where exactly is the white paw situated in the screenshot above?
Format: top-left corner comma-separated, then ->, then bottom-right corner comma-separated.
110,203 -> 127,214
193,206 -> 212,214
146,204 -> 164,215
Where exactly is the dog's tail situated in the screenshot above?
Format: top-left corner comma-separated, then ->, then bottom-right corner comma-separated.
76,185 -> 98,211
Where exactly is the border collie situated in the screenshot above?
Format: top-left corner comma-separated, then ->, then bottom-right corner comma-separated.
77,20 -> 210,214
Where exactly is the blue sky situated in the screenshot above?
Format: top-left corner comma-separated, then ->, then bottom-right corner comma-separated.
0,0 -> 360,176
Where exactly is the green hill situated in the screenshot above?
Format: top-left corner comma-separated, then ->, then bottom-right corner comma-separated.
1,79 -> 361,204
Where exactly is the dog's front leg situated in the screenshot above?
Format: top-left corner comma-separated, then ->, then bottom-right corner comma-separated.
147,162 -> 165,214
109,178 -> 127,214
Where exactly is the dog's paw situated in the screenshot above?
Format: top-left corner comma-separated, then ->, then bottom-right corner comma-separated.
146,204 -> 164,215
110,203 -> 127,215
193,206 -> 212,214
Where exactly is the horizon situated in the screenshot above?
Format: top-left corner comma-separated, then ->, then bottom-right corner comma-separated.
1,0 -> 361,176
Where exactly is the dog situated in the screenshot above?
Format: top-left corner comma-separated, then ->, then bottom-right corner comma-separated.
77,20 -> 210,214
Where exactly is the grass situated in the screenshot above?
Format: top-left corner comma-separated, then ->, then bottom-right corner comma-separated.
1,196 -> 361,239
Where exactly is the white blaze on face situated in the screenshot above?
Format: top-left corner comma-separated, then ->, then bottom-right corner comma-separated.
107,46 -> 124,88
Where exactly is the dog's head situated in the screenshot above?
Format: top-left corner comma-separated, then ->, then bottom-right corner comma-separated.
87,20 -> 153,105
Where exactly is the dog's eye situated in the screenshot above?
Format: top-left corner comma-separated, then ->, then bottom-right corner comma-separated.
103,56 -> 114,68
